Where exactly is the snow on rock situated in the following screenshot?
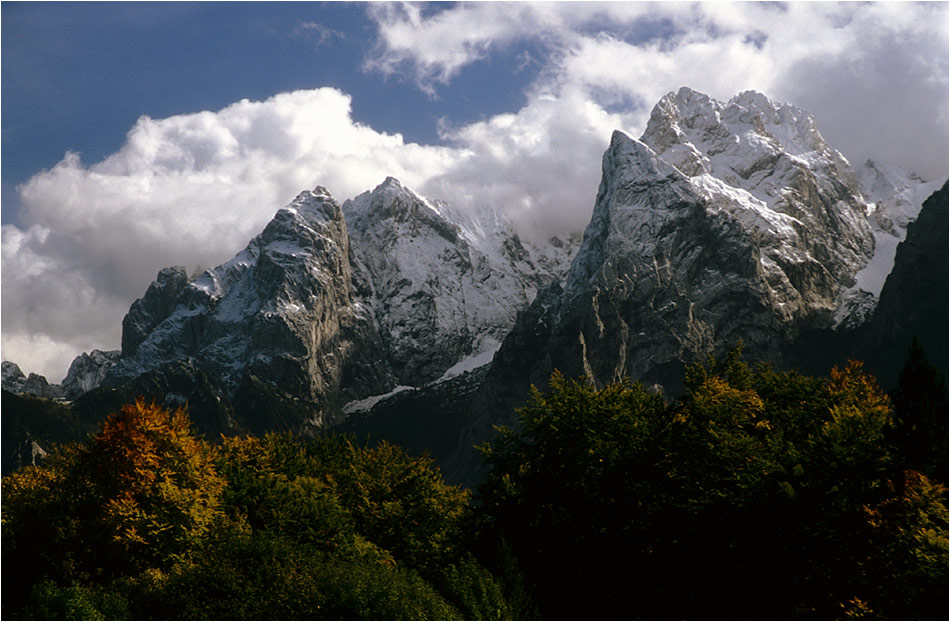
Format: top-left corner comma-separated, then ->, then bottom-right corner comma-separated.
106,186 -> 393,425
61,349 -> 121,399
449,87 -> 939,483
637,86 -> 928,328
103,178 -> 579,426
342,385 -> 415,415
343,177 -> 574,385
1,361 -> 64,399
852,160 -> 947,298
500,87 -> 930,396
436,337 -> 503,383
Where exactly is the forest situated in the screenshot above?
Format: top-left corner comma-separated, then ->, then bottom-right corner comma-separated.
2,346 -> 947,620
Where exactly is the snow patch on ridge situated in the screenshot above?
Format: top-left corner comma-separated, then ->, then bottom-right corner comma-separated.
834,162 -> 946,326
436,338 -> 502,383
638,86 -> 940,331
342,385 -> 415,415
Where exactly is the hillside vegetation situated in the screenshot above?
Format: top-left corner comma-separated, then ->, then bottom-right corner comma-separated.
2,350 -> 946,620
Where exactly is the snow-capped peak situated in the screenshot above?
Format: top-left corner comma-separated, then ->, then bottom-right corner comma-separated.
342,176 -> 577,387
283,185 -> 343,226
588,87 -> 890,332
344,176 -> 517,256
841,159 -> 947,317
642,86 -> 859,207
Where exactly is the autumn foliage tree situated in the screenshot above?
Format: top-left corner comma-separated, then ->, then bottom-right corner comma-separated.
2,399 -> 226,616
480,353 -> 948,619
88,399 -> 226,571
3,401 -> 518,620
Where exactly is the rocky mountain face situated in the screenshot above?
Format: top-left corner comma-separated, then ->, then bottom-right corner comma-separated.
831,182 -> 949,389
863,182 -> 948,378
445,88 -> 943,484
342,177 -> 571,386
79,179 -> 574,436
106,186 -> 389,432
1,350 -> 120,401
3,87 -> 943,484
2,362 -> 63,400
62,350 -> 121,399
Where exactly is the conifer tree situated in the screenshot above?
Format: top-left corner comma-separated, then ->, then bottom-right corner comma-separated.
891,338 -> 949,481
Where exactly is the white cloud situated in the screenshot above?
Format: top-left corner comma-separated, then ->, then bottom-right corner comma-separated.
295,21 -> 345,48
771,2 -> 949,179
366,1 -> 948,178
423,86 -> 637,239
3,88 -> 459,380
363,2 -> 548,94
4,2 -> 947,381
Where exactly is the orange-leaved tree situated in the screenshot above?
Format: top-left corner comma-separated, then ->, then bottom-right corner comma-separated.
88,398 -> 226,571
2,398 -> 225,604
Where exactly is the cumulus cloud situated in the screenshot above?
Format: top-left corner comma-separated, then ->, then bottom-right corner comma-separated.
367,1 -> 948,178
363,2 -> 548,94
422,86 -> 637,238
3,88 -> 459,379
773,2 -> 949,179
4,3 -> 947,380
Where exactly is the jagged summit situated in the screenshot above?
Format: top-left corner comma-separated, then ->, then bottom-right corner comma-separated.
643,86 -> 859,201
107,184 -> 380,431
7,87 -> 940,487
343,176 -> 573,386
564,130 -> 699,302
1,361 -> 63,399
89,176 -> 578,431
641,87 -> 905,325
344,176 -> 522,256
446,87 -> 942,483
284,185 -> 339,221
1,349 -> 119,400
62,349 -> 121,399
604,129 -> 682,183
344,177 -> 463,247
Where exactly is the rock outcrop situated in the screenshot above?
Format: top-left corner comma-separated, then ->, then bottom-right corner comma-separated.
446,89 -> 944,485
1,362 -> 63,399
61,349 -> 121,399
96,180 -> 576,434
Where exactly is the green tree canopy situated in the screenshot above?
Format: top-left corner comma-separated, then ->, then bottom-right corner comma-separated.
480,354 -> 948,619
3,402 -> 519,620
3,399 -> 225,605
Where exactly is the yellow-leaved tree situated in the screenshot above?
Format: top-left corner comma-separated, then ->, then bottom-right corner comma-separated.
89,398 -> 226,570
2,398 -> 225,609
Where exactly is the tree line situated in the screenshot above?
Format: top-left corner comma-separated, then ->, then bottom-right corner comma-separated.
2,345 -> 947,619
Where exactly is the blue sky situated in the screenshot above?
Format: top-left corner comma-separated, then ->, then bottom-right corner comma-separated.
2,1 -> 948,379
2,2 -> 543,224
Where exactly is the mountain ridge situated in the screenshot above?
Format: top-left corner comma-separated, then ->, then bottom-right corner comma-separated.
3,87 -> 945,484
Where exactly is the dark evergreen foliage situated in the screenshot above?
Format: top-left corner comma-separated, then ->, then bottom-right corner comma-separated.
891,338 -> 949,482
479,352 -> 948,620
3,352 -> 946,620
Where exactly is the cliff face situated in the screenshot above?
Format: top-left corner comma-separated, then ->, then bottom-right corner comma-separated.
445,89 -> 943,485
106,186 -> 391,431
343,176 -> 570,387
98,178 -> 576,435
862,183 -> 949,386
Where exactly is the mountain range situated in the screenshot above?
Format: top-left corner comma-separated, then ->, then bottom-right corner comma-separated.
4,87 -> 946,483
